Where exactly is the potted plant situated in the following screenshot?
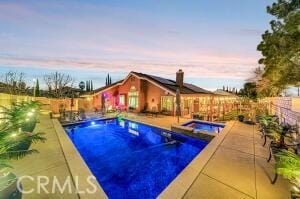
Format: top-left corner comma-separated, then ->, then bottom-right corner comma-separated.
237,114 -> 245,122
0,128 -> 45,198
274,150 -> 300,199
0,101 -> 41,133
129,106 -> 135,112
0,101 -> 44,151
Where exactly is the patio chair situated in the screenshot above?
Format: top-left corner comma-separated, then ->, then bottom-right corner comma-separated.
140,103 -> 149,115
77,111 -> 87,121
150,107 -> 159,117
160,108 -> 171,116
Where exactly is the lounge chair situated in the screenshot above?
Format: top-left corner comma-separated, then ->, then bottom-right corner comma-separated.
79,113 -> 87,121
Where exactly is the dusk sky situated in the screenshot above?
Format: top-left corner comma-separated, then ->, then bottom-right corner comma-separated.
0,0 -> 274,90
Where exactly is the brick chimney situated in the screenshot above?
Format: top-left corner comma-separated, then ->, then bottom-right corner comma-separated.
176,69 -> 184,91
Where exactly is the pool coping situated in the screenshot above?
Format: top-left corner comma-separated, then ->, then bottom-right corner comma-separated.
158,120 -> 234,198
52,119 -> 108,199
53,117 -> 234,199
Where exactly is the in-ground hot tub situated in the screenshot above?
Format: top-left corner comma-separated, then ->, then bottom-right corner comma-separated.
182,120 -> 225,134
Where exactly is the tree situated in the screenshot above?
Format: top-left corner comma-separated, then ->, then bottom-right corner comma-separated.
79,81 -> 85,90
105,74 -> 111,86
91,80 -> 93,91
239,82 -> 258,100
1,71 -> 28,95
35,79 -> 40,97
257,0 -> 300,96
43,72 -> 74,98
86,81 -> 88,91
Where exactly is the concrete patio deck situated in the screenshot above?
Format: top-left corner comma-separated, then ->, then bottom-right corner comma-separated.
10,111 -> 79,199
9,112 -> 291,198
184,122 -> 291,199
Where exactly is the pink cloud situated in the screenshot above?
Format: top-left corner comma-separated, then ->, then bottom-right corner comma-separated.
0,54 -> 258,80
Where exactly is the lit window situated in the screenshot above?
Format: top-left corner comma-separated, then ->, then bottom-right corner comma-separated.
119,95 -> 125,106
128,86 -> 138,109
161,96 -> 174,111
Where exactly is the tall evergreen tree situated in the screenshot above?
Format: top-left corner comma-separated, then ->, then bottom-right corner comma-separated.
35,79 -> 40,97
91,80 -> 93,91
105,74 -> 112,86
86,80 -> 89,91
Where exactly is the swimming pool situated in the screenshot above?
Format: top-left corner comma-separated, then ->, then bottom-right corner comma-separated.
182,121 -> 225,133
64,119 -> 208,199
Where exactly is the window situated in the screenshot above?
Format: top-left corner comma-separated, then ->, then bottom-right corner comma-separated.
119,95 -> 125,106
128,86 -> 138,108
161,96 -> 174,111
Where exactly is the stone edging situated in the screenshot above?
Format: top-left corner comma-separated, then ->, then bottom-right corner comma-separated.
158,121 -> 235,198
52,119 -> 108,199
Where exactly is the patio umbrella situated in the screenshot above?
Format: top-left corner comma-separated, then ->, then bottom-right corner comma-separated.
101,93 -> 106,113
175,89 -> 181,123
70,94 -> 74,121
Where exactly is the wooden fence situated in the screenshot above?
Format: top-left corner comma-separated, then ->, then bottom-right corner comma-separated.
0,93 -> 93,114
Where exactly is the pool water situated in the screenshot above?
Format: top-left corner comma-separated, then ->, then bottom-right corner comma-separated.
64,119 -> 208,199
183,121 -> 224,133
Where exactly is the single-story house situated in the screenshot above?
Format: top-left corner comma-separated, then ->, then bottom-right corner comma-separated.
86,70 -> 239,119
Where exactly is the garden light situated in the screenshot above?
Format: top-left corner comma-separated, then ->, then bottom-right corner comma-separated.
11,133 -> 17,138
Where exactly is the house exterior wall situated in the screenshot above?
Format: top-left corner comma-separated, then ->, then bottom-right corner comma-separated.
144,80 -> 173,112
91,74 -> 174,114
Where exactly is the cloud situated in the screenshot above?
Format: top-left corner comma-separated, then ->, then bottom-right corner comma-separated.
0,0 -> 261,83
0,54 -> 257,80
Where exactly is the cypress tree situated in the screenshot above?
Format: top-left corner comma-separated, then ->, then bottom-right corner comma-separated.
91,80 -> 93,91
35,79 -> 40,97
86,81 -> 89,91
